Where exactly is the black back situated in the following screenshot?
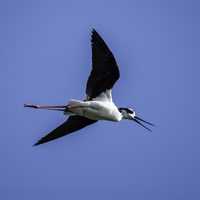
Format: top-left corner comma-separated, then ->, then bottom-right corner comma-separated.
86,29 -> 120,99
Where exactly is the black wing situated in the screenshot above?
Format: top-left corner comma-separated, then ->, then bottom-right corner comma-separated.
86,29 -> 120,99
34,116 -> 97,146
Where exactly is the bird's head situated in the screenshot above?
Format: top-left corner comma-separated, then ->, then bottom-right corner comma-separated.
118,107 -> 154,131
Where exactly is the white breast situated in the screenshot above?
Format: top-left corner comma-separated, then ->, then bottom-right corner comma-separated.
85,101 -> 122,121
66,89 -> 122,121
66,99 -> 122,122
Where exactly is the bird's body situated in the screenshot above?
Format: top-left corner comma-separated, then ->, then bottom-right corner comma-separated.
25,29 -> 154,146
66,90 -> 122,122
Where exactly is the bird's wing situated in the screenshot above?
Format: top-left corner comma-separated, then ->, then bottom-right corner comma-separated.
34,116 -> 97,146
86,29 -> 120,100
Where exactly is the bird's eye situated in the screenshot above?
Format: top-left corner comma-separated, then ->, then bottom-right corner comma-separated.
127,108 -> 133,114
118,107 -> 134,114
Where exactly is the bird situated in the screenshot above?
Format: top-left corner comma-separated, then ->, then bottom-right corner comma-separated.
24,29 -> 154,146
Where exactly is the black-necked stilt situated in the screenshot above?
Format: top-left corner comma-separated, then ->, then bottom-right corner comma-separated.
25,29 -> 154,146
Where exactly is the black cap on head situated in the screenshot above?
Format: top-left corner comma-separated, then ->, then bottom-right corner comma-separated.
118,107 -> 134,114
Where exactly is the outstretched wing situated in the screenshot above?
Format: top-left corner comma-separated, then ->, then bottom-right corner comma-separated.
34,116 -> 97,146
86,29 -> 120,100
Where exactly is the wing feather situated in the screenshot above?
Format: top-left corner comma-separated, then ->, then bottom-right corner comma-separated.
34,116 -> 97,146
86,29 -> 120,99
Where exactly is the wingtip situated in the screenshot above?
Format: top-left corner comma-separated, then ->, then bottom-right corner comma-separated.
91,28 -> 101,44
91,27 -> 96,33
91,28 -> 99,36
33,142 -> 40,146
33,139 -> 44,146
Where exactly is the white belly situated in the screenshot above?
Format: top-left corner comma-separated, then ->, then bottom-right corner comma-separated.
66,99 -> 122,122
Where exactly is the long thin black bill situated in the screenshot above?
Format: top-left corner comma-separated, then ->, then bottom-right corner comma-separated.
134,116 -> 155,126
133,118 -> 152,132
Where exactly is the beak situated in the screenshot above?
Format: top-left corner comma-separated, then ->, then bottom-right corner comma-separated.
132,116 -> 155,132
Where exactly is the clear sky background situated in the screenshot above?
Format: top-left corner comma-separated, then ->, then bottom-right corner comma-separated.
1,0 -> 200,199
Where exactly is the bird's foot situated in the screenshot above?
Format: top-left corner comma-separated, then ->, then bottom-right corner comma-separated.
24,104 -> 39,109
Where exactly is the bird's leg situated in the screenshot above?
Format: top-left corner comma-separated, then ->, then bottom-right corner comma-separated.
24,104 -> 67,111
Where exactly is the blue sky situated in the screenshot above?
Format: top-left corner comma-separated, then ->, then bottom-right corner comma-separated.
1,0 -> 200,199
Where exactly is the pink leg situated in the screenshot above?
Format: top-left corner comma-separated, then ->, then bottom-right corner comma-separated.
24,104 -> 67,111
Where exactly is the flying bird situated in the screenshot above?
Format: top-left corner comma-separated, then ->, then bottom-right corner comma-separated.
24,29 -> 154,146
